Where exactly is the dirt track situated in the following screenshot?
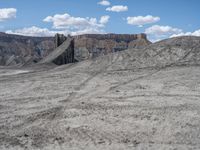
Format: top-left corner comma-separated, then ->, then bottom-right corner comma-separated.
1,36 -> 200,149
1,63 -> 200,150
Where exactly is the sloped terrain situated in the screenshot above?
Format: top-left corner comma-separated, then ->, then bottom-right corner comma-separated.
0,36 -> 200,150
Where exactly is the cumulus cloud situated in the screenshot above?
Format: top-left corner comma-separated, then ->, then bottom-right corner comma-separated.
98,0 -> 110,6
43,13 -> 107,30
6,26 -> 64,37
106,5 -> 128,12
170,29 -> 200,37
145,25 -> 182,35
36,13 -> 109,37
99,15 -> 110,24
0,8 -> 17,21
5,25 -> 106,37
145,25 -> 183,42
127,15 -> 160,27
6,13 -> 110,37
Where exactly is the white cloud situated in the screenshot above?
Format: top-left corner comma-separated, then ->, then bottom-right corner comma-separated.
98,0 -> 110,6
6,13 -> 110,37
170,29 -> 200,37
5,26 -> 106,37
106,5 -> 128,12
99,15 -> 110,24
145,25 -> 182,35
40,13 -> 109,37
127,15 -> 160,27
145,25 -> 183,42
6,26 -> 63,37
43,13 -> 107,30
0,8 -> 17,22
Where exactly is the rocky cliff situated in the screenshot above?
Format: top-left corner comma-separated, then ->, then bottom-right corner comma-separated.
40,37 -> 75,65
0,32 -> 151,66
73,33 -> 151,61
0,32 -> 55,66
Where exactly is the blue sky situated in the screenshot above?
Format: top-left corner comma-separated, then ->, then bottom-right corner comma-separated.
0,0 -> 199,41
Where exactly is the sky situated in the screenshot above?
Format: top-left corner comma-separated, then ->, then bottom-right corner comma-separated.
0,0 -> 200,42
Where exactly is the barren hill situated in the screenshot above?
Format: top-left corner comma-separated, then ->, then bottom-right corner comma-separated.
0,36 -> 200,150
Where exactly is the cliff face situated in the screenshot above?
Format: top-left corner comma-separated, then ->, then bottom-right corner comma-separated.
0,32 -> 151,66
0,32 -> 54,66
40,37 -> 75,65
73,33 -> 151,61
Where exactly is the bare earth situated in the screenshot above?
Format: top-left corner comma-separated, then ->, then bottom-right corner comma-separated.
1,37 -> 200,149
0,66 -> 200,149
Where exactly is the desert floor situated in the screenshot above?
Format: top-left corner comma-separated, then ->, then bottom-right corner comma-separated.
0,61 -> 200,149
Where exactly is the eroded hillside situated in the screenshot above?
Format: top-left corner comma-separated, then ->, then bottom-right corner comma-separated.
0,36 -> 200,150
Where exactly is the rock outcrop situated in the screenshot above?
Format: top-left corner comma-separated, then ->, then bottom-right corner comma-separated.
49,33 -> 151,64
55,33 -> 67,47
0,32 -> 151,66
0,32 -> 54,66
73,33 -> 150,61
40,37 -> 75,65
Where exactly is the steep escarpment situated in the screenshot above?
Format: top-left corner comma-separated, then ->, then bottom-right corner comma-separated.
0,33 -> 151,66
73,33 -> 151,61
40,37 -> 75,65
0,32 -> 54,66
39,33 -> 151,65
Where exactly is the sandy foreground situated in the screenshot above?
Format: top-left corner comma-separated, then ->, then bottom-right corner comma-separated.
0,58 -> 200,150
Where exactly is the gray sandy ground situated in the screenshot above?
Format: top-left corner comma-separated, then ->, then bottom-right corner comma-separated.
1,36 -> 200,149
